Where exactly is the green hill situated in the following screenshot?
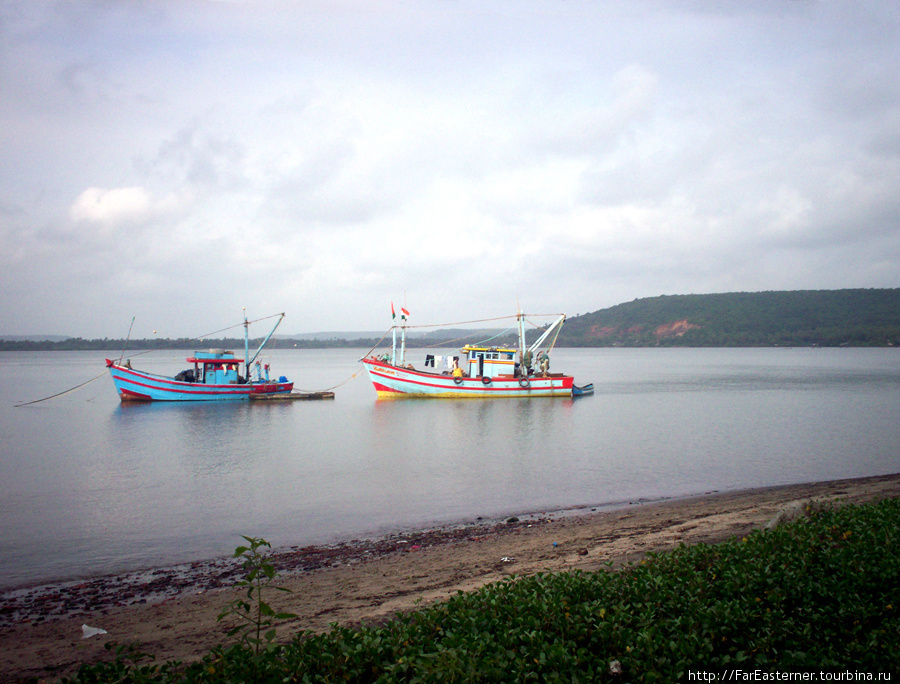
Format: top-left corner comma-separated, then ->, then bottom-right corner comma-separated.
558,289 -> 900,347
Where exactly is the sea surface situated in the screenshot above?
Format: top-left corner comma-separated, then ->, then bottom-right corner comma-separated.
1,347 -> 898,590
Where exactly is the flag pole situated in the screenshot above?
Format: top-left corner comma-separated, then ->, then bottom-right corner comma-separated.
391,302 -> 397,366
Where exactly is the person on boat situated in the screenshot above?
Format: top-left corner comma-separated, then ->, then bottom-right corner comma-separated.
451,357 -> 464,378
522,349 -> 533,376
537,350 -> 550,377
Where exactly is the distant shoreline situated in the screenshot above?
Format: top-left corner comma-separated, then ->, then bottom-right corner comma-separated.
2,340 -> 899,351
5,288 -> 900,349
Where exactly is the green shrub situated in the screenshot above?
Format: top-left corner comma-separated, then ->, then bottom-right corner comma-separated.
65,498 -> 900,682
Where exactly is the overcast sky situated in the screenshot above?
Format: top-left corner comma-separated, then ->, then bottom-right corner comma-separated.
1,1 -> 898,338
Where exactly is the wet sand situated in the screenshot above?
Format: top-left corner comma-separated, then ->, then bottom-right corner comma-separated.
2,473 -> 898,683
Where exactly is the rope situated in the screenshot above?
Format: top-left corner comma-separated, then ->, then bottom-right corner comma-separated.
359,328 -> 392,359
423,329 -> 495,349
472,327 -> 516,347
196,312 -> 285,340
398,313 -> 564,331
545,321 -> 564,353
293,369 -> 363,394
118,316 -> 135,363
14,371 -> 107,407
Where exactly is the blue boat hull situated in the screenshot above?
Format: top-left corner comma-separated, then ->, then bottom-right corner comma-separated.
573,383 -> 594,397
106,359 -> 293,402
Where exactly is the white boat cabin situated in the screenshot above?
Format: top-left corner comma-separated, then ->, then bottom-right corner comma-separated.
462,344 -> 517,379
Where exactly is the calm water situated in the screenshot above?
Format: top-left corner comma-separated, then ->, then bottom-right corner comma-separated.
1,347 -> 898,589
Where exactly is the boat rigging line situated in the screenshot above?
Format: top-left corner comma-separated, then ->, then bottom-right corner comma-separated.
196,312 -> 285,340
117,315 -> 136,363
396,312 -> 565,331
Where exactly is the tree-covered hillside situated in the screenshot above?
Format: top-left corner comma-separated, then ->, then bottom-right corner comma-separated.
558,289 -> 900,347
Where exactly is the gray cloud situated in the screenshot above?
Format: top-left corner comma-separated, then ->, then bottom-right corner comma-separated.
0,0 -> 898,337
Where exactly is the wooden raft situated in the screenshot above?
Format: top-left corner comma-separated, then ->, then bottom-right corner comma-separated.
250,391 -> 335,401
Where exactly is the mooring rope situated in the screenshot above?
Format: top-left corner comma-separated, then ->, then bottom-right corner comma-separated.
359,328 -> 393,359
293,369 -> 364,394
14,371 -> 108,408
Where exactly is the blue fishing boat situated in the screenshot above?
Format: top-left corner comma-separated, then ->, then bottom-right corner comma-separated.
106,313 -> 293,402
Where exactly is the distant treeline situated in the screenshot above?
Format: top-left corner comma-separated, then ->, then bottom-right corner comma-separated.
0,336 -> 379,352
2,288 -> 898,350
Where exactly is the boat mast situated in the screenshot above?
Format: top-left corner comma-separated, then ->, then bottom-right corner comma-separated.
246,313 -> 285,375
517,308 -> 526,366
243,309 -> 250,380
400,316 -> 407,365
391,302 -> 397,365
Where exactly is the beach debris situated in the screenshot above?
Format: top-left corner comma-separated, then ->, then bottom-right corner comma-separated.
81,624 -> 107,639
500,557 -> 515,563
765,498 -> 828,529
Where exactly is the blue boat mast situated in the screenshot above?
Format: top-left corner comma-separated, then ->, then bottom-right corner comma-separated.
243,312 -> 285,381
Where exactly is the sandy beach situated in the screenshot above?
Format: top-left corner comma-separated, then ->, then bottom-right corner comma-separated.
2,473 -> 898,683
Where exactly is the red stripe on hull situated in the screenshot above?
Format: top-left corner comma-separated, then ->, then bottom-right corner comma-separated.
362,358 -> 574,397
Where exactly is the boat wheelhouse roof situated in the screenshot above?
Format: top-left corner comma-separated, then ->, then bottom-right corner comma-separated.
460,344 -> 517,353
186,350 -> 243,364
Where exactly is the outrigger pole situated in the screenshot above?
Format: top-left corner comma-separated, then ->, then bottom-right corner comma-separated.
527,314 -> 566,353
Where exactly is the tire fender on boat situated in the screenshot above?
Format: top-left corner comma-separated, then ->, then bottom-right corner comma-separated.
518,377 -> 530,388
453,376 -> 463,385
481,376 -> 492,385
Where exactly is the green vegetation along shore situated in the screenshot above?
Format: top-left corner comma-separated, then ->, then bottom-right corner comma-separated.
66,497 -> 898,682
2,288 -> 898,350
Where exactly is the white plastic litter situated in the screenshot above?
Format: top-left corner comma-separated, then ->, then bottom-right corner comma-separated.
81,624 -> 108,639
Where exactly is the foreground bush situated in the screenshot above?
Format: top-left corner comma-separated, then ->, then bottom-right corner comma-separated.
67,498 -> 899,682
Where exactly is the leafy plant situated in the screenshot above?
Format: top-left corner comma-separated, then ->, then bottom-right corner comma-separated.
216,535 -> 297,656
65,500 -> 900,682
63,642 -> 178,684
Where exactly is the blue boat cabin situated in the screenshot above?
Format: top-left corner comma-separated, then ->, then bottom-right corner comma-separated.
187,350 -> 243,385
